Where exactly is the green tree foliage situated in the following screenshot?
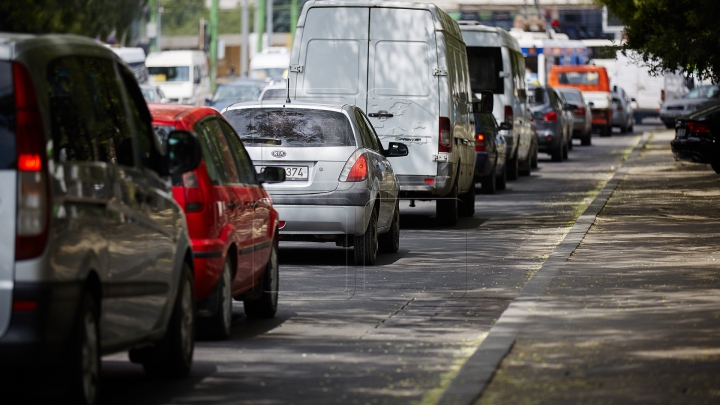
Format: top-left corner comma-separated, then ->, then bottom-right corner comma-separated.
0,0 -> 145,43
598,0 -> 720,82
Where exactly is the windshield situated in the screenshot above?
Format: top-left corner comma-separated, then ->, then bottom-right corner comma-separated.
148,66 -> 190,82
250,68 -> 288,80
223,108 -> 356,147
683,85 -> 720,99
213,84 -> 259,102
557,71 -> 599,85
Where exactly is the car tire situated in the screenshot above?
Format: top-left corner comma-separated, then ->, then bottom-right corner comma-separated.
581,130 -> 592,146
354,208 -> 379,265
480,167 -> 496,194
530,142 -> 539,169
140,262 -> 195,379
496,164 -> 507,191
436,182 -> 459,226
506,151 -> 519,180
68,293 -> 100,405
378,201 -> 400,254
664,122 -> 675,129
459,181 -> 475,217
620,123 -> 628,134
629,122 -> 634,133
202,258 -> 233,340
600,125 -> 612,137
567,133 -> 574,150
244,240 -> 279,318
563,140 -> 569,160
711,162 -> 720,174
519,153 -> 531,176
551,141 -> 563,162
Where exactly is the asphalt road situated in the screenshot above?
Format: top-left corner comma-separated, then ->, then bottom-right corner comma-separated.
99,122 -> 662,405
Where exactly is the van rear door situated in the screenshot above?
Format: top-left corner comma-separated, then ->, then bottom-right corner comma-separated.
366,8 -> 439,177
0,60 -> 16,338
293,7 -> 369,106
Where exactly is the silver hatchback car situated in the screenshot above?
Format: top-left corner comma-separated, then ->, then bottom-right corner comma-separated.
222,102 -> 408,265
0,34 -> 202,404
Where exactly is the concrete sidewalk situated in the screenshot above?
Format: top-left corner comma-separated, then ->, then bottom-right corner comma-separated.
476,130 -> 720,404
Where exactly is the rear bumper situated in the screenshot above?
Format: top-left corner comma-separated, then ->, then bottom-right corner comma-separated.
397,162 -> 454,198
276,205 -> 370,236
591,109 -> 612,126
536,129 -> 562,152
670,137 -> 720,164
0,281 -> 83,370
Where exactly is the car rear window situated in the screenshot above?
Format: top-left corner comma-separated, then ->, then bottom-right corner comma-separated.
0,61 -> 15,169
529,87 -> 547,106
557,72 -> 599,85
467,47 -> 504,95
560,90 -> 582,104
223,108 -> 356,147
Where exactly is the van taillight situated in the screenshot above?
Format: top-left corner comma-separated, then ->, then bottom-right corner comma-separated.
14,62 -> 49,260
182,171 -> 203,212
475,133 -> 486,152
504,106 -> 514,129
661,90 -> 665,103
439,117 -> 452,153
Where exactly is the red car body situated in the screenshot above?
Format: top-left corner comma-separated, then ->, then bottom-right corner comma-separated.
148,104 -> 279,302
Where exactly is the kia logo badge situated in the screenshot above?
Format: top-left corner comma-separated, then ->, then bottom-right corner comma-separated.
271,150 -> 287,158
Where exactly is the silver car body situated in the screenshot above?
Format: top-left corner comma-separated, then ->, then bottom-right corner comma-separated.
557,87 -> 592,137
223,102 -> 400,240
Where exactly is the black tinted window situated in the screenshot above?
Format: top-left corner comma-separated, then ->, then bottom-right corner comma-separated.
47,56 -> 134,166
0,62 -> 15,169
467,47 -> 503,94
223,108 -> 356,147
219,120 -> 257,185
194,120 -> 224,185
354,109 -> 379,151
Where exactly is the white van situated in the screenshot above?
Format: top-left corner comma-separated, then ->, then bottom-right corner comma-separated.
107,46 -> 148,83
146,50 -> 210,105
460,23 -> 535,178
288,0 -> 476,225
250,47 -> 291,81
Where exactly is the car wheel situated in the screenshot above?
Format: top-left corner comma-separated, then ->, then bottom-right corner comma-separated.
459,181 -> 475,217
140,262 -> 195,378
551,141 -> 563,162
506,151 -> 519,180
711,162 -> 720,174
620,122 -> 628,134
202,258 -> 233,340
600,125 -> 612,137
69,293 -> 100,405
664,122 -> 675,129
530,143 -> 539,169
378,201 -> 400,254
480,167 -> 496,194
567,133 -> 574,150
496,164 -> 507,191
244,240 -> 279,318
436,182 -> 459,226
519,153 -> 531,176
354,208 -> 379,265
581,130 -> 592,146
562,140 -> 569,160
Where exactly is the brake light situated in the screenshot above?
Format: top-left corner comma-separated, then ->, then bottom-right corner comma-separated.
573,106 -> 586,116
661,89 -> 665,103
439,117 -> 452,153
339,150 -> 368,182
542,111 -> 558,122
182,171 -> 204,212
504,106 -> 514,129
475,133 -> 486,152
278,221 -> 286,230
687,122 -> 711,134
12,300 -> 38,311
14,62 -> 49,260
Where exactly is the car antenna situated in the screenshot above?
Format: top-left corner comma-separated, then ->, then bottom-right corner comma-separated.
285,79 -> 291,104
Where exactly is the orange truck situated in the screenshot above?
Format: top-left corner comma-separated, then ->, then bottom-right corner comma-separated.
549,66 -> 614,137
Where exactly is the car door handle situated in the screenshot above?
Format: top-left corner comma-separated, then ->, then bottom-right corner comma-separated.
368,111 -> 393,118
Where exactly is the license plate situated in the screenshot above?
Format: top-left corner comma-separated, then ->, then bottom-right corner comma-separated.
677,128 -> 686,137
257,166 -> 308,181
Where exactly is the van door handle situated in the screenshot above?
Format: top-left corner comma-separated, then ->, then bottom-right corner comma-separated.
369,110 -> 393,118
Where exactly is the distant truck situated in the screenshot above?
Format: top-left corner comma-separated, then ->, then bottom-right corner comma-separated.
249,47 -> 290,82
107,46 -> 148,83
549,65 -> 614,137
146,50 -> 210,105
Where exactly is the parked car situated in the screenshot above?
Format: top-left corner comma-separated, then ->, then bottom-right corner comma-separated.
671,101 -> 720,173
0,34 -> 203,405
660,84 -> 720,129
207,78 -> 265,111
612,86 -> 635,134
223,102 -> 408,265
556,87 -> 592,145
460,22 -> 535,180
288,1 -> 477,225
472,93 -> 509,194
556,90 -> 576,151
549,65 -> 613,137
149,104 -> 285,340
140,84 -> 169,103
529,85 -> 574,161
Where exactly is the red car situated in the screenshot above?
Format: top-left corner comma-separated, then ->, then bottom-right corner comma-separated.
149,104 -> 284,340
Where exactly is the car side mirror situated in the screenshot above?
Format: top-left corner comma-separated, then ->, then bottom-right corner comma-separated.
384,142 -> 409,157
258,166 -> 286,184
564,103 -> 577,111
499,122 -> 513,131
630,97 -> 637,102
167,130 -> 202,176
205,98 -> 212,106
587,101 -> 595,107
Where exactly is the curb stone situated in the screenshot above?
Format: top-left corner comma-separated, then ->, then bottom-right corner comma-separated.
435,131 -> 656,405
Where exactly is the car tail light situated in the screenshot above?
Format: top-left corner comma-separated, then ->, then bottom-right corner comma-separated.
339,150 -> 368,182
14,62 -> 50,261
661,89 -> 665,103
616,104 -> 623,112
182,171 -> 204,212
542,111 -> 558,122
573,106 -> 586,116
504,105 -> 514,129
687,122 -> 711,134
278,221 -> 286,230
12,300 -> 38,311
475,133 -> 486,152
438,117 -> 452,153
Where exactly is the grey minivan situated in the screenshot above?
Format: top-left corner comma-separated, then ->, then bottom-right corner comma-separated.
0,34 -> 202,404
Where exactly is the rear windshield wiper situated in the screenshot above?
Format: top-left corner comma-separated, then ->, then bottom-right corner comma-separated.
242,137 -> 282,145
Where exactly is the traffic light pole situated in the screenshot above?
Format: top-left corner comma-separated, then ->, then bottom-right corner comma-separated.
256,0 -> 265,53
290,0 -> 298,44
149,0 -> 157,52
210,0 -> 219,92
